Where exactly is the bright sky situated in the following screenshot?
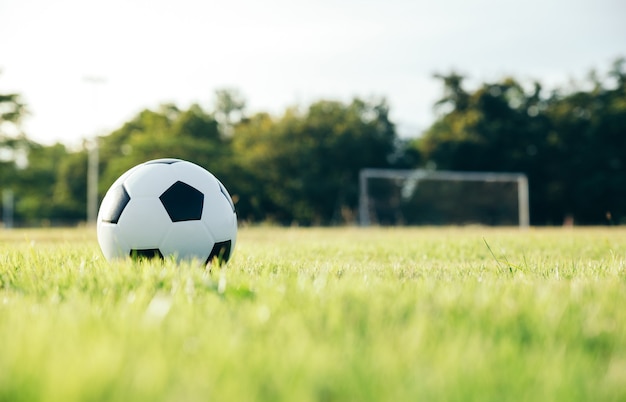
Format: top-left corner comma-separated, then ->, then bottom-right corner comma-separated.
1,0 -> 624,145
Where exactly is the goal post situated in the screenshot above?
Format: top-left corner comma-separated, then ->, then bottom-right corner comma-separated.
359,169 -> 529,228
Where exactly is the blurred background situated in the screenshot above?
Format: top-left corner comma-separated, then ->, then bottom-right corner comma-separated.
1,0 -> 625,226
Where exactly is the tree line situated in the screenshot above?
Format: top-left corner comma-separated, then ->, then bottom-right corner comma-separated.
0,58 -> 624,226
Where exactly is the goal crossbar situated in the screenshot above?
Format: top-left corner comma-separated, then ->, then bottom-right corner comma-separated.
359,168 -> 529,228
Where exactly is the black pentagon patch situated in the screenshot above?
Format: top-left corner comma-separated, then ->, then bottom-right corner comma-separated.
130,249 -> 164,260
205,240 -> 232,265
143,158 -> 182,165
159,181 -> 204,222
101,185 -> 130,224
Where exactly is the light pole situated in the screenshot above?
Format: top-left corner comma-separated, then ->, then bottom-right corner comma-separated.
83,76 -> 106,225
2,189 -> 13,229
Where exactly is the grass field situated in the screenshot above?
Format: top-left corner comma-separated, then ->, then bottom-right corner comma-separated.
1,226 -> 625,401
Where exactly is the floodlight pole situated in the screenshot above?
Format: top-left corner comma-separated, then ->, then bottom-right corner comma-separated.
87,136 -> 99,225
358,170 -> 370,226
84,76 -> 106,225
2,189 -> 14,229
517,175 -> 530,229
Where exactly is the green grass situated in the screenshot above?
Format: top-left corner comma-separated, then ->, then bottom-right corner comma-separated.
1,226 -> 625,401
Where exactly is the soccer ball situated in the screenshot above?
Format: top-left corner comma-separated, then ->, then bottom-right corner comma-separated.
97,158 -> 237,265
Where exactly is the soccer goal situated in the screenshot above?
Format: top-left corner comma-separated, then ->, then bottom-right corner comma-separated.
358,169 -> 529,228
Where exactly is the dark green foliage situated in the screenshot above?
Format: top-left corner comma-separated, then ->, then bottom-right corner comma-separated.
2,60 -> 625,225
415,58 -> 626,225
232,98 -> 397,224
98,103 -> 228,191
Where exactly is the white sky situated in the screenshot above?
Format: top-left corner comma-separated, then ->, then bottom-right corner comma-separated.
1,0 -> 624,145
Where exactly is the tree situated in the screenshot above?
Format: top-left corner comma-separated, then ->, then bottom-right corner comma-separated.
412,74 -> 546,223
98,103 -> 232,200
213,88 -> 246,136
0,78 -> 28,189
0,80 -> 31,225
544,58 -> 626,224
0,88 -> 27,136
48,145 -> 87,222
433,72 -> 471,113
416,59 -> 626,225
232,98 -> 398,224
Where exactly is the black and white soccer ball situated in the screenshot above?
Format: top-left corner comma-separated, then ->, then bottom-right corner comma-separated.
97,158 -> 237,265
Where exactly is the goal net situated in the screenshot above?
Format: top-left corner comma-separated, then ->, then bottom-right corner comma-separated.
358,169 -> 529,228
